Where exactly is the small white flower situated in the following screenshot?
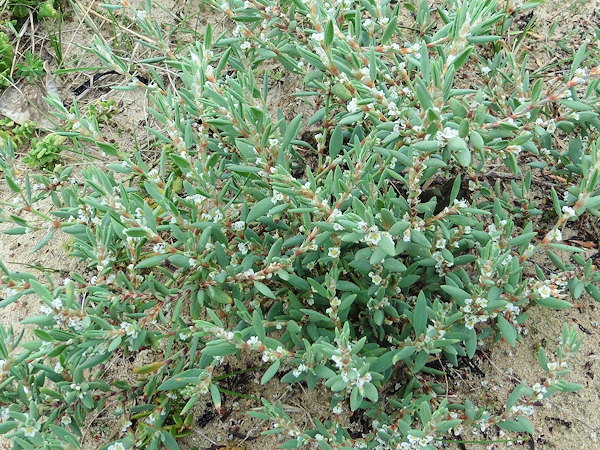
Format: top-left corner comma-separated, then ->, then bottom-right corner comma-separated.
537,284 -> 552,298
481,66 -> 491,75
238,242 -> 249,255
436,127 -> 459,143
328,246 -> 341,258
313,32 -> 325,42
60,416 -> 72,425
363,228 -> 382,246
347,98 -> 359,113
51,298 -> 63,309
546,228 -> 562,242
271,190 -> 284,203
561,206 -> 576,219
435,238 -> 447,249
120,322 -> 138,338
21,426 -> 36,438
246,336 -> 260,347
107,442 -> 127,450
465,315 -> 477,329
572,67 -> 587,84
369,272 -> 383,285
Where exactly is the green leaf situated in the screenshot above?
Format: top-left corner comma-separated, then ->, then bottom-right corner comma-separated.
363,383 -> 378,402
135,254 -> 169,269
160,430 -> 180,450
392,346 -> 416,364
378,234 -> 396,256
261,359 -> 281,384
350,386 -> 362,411
569,42 -> 587,79
440,285 -> 471,303
282,114 -> 303,151
497,417 -> 534,434
254,281 -> 276,299
497,315 -> 517,346
413,292 -> 427,335
325,20 -> 334,47
247,197 -> 276,223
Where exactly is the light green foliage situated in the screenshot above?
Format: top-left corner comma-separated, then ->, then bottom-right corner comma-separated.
15,51 -> 45,82
9,0 -> 59,20
22,133 -> 66,170
0,0 -> 599,448
0,119 -> 35,146
0,31 -> 13,87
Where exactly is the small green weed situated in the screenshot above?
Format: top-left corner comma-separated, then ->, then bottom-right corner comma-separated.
22,133 -> 66,170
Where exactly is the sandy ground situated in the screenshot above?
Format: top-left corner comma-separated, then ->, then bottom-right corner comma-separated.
2,0 -> 600,449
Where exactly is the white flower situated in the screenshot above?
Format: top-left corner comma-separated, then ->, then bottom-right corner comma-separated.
246,336 -> 260,348
60,416 -> 72,425
506,144 -> 522,155
271,190 -> 284,204
347,98 -> 359,113
433,251 -> 445,264
312,32 -> 325,42
369,272 -> 382,285
238,242 -> 249,255
333,223 -> 343,231
51,298 -> 63,309
481,66 -> 491,75
328,246 -> 341,258
572,67 -> 587,84
188,258 -> 197,268
435,238 -> 447,249
465,315 -> 477,329
120,322 -> 138,338
437,127 -> 458,139
363,228 -> 382,246
474,297 -> 488,308
561,206 -> 576,219
546,228 -> 562,242
107,442 -> 127,450
537,284 -> 552,298
21,426 -> 36,438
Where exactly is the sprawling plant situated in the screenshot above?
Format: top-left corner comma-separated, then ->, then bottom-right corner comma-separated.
1,0 -> 599,448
